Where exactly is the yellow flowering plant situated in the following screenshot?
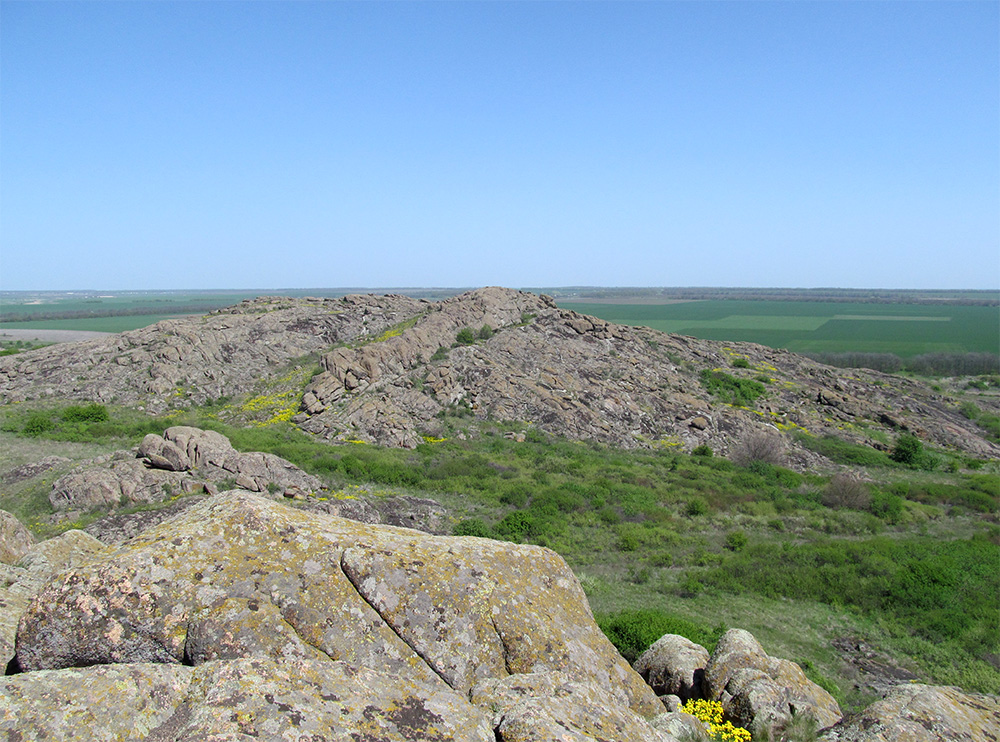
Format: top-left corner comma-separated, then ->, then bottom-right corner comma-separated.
681,699 -> 751,742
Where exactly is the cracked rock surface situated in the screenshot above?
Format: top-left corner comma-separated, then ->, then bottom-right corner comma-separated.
8,491 -> 672,741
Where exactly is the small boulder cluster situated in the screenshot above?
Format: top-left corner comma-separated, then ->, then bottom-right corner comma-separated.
633,629 -> 1000,741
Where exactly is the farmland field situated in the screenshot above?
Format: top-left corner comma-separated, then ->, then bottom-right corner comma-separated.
559,300 -> 1000,357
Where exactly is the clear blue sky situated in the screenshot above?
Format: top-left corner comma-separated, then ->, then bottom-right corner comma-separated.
1,1 -> 997,291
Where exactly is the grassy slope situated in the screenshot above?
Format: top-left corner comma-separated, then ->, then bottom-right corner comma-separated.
2,397 -> 998,709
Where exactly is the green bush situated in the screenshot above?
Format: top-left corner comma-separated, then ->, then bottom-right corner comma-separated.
597,609 -> 724,663
686,497 -> 709,516
691,444 -> 713,457
724,530 -> 748,551
453,518 -> 492,538
62,403 -> 109,423
455,327 -> 476,345
890,434 -> 924,466
22,412 -> 56,437
699,370 -> 766,407
477,325 -> 494,340
731,357 -> 750,368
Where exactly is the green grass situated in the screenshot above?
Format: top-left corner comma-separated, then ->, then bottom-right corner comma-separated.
560,300 -> 1000,357
2,397 -> 998,699
0,315 -> 195,333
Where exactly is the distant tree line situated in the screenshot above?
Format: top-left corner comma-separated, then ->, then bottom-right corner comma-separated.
806,351 -> 1000,376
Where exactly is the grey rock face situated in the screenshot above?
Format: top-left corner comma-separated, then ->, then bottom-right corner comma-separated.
0,529 -> 107,670
634,633 -> 710,701
818,684 -> 1000,742
15,491 -> 661,715
703,629 -> 842,733
1,657 -> 497,741
0,511 -> 34,565
470,671 -> 682,742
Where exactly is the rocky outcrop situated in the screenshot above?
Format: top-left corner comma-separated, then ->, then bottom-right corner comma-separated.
819,684 -> 1000,741
0,293 -> 425,412
48,427 -> 325,517
2,288 -> 995,461
471,671 -> 679,742
704,629 -> 842,733
0,529 -> 107,670
0,511 -> 34,565
1,657 -> 498,741
11,491 -> 667,740
634,633 -> 710,702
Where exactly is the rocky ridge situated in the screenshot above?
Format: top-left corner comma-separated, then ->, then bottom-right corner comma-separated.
1,288 -> 996,462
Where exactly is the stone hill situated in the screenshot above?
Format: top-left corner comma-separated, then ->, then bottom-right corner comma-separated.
1,287 -> 995,462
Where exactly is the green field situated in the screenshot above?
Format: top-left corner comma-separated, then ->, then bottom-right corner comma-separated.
0,314 -> 191,333
561,300 -> 1000,357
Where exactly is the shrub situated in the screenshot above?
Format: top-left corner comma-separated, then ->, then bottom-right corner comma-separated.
62,403 -> 110,423
455,327 -> 476,345
731,357 -> 750,369
453,518 -> 492,538
430,346 -> 449,362
731,430 -> 786,467
597,608 -> 723,663
700,370 -> 766,407
822,474 -> 872,510
870,490 -> 903,522
477,325 -> 494,340
692,444 -> 713,457
22,412 -> 55,437
890,434 -> 923,466
686,497 -> 709,516
725,530 -> 748,551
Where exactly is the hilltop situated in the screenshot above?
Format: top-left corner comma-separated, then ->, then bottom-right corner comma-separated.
1,287 -> 996,463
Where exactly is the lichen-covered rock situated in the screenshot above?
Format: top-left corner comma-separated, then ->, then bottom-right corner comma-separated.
1,529 -> 107,670
471,671 -> 681,742
650,710 -> 710,739
819,684 -> 1000,741
138,432 -> 190,471
0,511 -> 34,565
0,656 -> 496,741
704,629 -> 842,732
15,491 -> 661,718
634,633 -> 710,701
48,428 -> 325,524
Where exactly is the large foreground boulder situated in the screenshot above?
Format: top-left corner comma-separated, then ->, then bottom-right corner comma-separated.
819,683 -> 1000,742
12,491 -> 668,740
1,657 -> 497,741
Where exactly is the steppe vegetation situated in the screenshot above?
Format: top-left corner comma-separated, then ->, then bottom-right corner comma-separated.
2,390 -> 997,712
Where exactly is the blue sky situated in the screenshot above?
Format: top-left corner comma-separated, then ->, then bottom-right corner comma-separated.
1,1 -> 997,291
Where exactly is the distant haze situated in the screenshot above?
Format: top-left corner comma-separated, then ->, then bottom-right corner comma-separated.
1,2 -> 997,291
